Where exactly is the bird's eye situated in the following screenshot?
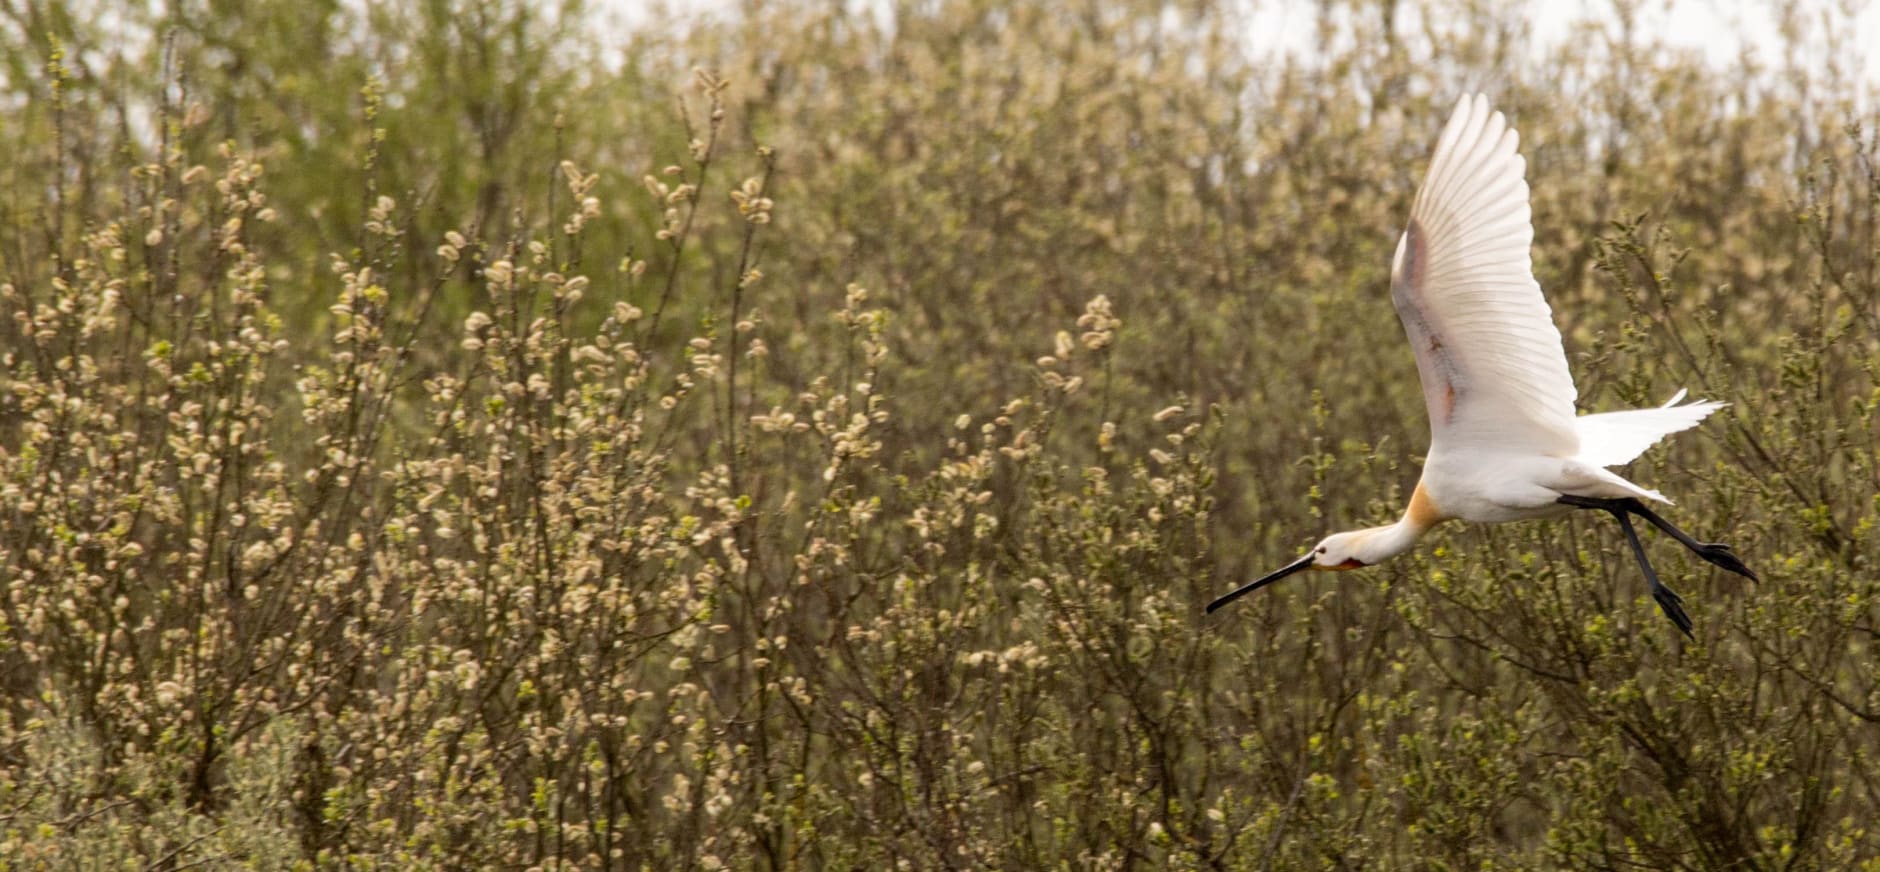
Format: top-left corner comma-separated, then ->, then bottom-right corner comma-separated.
1316,546 -> 1327,554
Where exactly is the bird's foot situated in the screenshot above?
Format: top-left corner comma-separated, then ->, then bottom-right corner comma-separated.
1652,583 -> 1694,639
1694,542 -> 1759,583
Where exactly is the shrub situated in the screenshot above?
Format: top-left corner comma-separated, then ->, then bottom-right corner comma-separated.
0,0 -> 1876,868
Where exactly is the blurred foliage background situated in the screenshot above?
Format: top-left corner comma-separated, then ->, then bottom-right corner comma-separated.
1,0 -> 1877,867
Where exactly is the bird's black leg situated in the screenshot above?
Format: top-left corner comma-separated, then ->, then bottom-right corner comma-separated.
1557,495 -> 1758,583
1557,495 -> 1698,635
1612,498 -> 1758,583
1609,508 -> 1694,638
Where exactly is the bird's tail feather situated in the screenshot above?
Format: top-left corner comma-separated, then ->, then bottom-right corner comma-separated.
1573,389 -> 1725,468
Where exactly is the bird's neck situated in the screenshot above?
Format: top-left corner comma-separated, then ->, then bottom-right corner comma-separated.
1362,483 -> 1447,563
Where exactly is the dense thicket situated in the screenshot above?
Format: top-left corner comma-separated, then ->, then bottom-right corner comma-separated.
2,0 -> 1876,867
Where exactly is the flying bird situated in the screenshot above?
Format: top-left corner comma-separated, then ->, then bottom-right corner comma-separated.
1207,94 -> 1756,636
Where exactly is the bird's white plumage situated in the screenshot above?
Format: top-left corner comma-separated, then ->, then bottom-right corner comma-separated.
1574,389 -> 1726,468
1390,94 -> 1581,457
1391,94 -> 1725,519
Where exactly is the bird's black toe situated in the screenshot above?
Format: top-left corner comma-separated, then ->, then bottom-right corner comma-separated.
1652,585 -> 1694,639
1696,543 -> 1758,582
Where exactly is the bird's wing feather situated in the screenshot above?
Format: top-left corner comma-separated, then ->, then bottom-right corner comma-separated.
1573,390 -> 1725,467
1390,94 -> 1580,456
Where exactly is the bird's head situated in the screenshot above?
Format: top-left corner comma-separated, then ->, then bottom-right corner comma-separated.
1307,530 -> 1373,570
1204,527 -> 1385,613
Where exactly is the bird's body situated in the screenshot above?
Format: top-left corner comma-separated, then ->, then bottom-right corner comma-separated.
1423,396 -> 1715,524
1208,94 -> 1755,633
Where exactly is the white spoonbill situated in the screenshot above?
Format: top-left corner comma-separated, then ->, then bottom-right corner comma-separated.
1207,94 -> 1756,636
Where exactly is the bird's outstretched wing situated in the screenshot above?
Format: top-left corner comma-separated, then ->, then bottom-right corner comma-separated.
1390,94 -> 1579,456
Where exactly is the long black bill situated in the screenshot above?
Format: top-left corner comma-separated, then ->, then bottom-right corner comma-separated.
1207,553 -> 1315,614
